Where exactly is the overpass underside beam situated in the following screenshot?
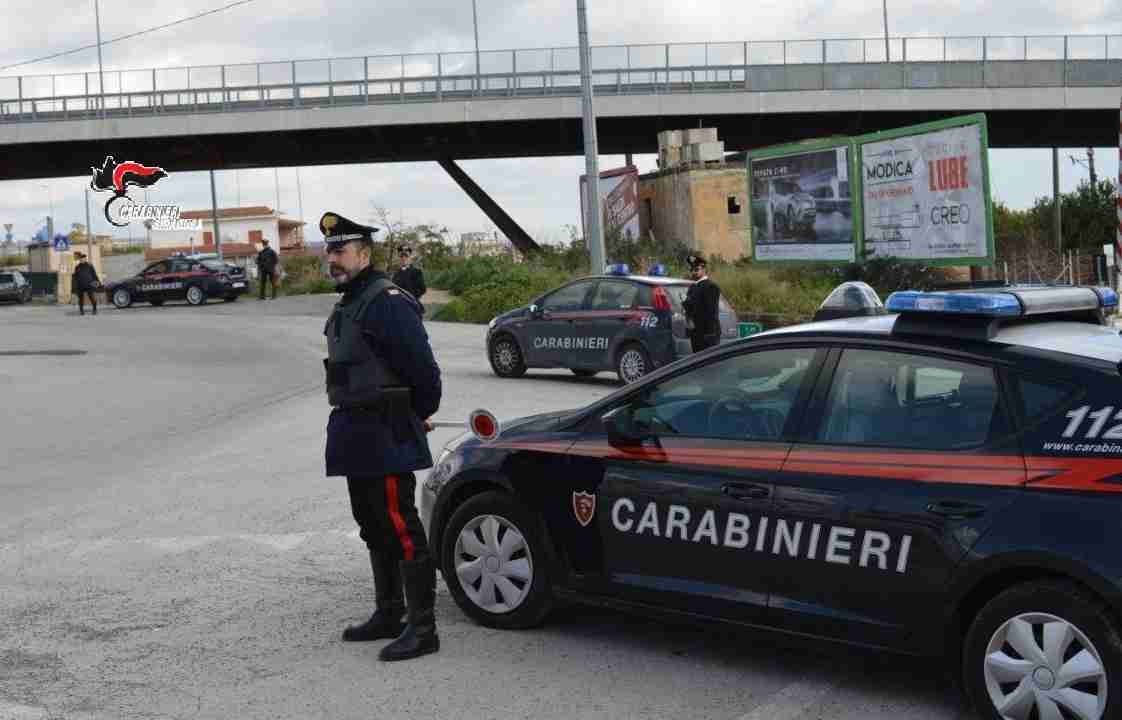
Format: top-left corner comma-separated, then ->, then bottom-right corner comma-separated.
437,158 -> 541,255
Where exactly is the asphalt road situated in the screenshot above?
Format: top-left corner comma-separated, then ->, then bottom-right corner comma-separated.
0,295 -> 973,720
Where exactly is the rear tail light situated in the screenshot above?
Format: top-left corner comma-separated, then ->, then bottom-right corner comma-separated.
652,286 -> 672,311
469,409 -> 499,442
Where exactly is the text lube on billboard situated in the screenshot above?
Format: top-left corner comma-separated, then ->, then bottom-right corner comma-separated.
861,122 -> 988,261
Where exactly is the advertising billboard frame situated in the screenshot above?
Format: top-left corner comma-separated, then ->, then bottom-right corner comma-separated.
853,112 -> 994,267
748,136 -> 862,265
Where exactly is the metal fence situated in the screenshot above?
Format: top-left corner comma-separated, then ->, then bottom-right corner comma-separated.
2,34 -> 1120,123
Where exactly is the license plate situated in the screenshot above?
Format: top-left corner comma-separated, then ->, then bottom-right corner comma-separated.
233,282 -> 245,288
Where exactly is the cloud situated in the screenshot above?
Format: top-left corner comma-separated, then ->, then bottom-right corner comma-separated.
0,1 -> 1118,245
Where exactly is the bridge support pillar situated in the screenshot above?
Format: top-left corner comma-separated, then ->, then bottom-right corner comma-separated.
437,158 -> 541,255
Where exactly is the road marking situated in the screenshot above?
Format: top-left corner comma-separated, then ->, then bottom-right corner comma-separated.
733,678 -> 837,720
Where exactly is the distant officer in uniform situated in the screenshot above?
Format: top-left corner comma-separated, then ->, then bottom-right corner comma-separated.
391,245 -> 426,306
73,252 -> 101,316
682,254 -> 721,353
321,211 -> 443,662
256,239 -> 279,300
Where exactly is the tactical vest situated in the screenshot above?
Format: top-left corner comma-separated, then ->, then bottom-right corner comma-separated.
324,277 -> 417,409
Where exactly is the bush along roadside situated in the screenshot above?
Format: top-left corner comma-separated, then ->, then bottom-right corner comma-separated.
278,255 -> 337,296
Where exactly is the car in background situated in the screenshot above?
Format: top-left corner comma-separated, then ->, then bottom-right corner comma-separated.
0,271 -> 33,304
771,178 -> 817,234
106,256 -> 249,308
486,264 -> 738,384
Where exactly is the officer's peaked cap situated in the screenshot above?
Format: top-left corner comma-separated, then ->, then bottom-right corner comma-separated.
686,254 -> 707,268
320,211 -> 379,249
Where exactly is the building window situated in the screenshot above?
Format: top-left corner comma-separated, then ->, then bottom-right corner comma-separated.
727,196 -> 741,214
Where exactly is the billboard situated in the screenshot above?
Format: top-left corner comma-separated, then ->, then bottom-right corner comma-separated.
858,115 -> 993,264
749,140 -> 857,262
580,166 -> 640,243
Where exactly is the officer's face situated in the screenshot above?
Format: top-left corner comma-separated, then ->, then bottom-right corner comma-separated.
690,265 -> 704,279
325,241 -> 371,283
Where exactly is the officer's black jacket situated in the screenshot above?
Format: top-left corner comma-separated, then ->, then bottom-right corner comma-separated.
325,266 -> 442,477
257,247 -> 278,273
73,262 -> 100,291
392,265 -> 426,301
683,277 -> 722,337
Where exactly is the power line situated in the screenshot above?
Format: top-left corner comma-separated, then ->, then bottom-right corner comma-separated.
0,0 -> 258,73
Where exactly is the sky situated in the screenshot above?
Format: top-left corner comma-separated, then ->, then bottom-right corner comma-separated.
0,0 -> 1119,246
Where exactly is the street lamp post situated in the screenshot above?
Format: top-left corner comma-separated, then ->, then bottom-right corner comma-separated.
577,0 -> 603,273
472,0 -> 481,93
882,0 -> 890,61
94,0 -> 105,117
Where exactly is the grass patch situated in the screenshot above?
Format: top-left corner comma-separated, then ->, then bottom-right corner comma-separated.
278,255 -> 337,296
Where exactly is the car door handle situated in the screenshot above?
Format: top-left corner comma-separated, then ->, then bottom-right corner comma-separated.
926,500 -> 986,519
722,482 -> 770,501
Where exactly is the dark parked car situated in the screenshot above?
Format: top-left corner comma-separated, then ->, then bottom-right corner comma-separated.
425,283 -> 1122,720
106,256 -> 249,308
0,271 -> 33,304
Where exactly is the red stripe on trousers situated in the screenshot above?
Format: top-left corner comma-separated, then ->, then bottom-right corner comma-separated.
385,475 -> 414,561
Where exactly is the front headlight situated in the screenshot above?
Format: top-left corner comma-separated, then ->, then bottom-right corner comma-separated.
488,317 -> 497,329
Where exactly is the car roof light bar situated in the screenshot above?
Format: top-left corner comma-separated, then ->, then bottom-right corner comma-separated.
886,285 -> 1117,318
606,263 -> 630,276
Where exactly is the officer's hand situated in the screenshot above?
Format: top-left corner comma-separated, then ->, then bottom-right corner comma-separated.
424,418 -> 435,433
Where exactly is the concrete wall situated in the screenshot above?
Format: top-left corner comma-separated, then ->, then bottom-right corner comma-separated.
639,167 -> 751,260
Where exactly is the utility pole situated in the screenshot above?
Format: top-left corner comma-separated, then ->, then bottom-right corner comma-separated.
209,169 -> 223,261
94,0 -> 105,118
1088,147 -> 1096,185
84,187 -> 93,260
295,168 -> 304,244
577,0 -> 604,274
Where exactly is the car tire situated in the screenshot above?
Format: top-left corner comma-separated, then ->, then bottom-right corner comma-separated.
571,369 -> 597,378
616,343 -> 650,385
112,288 -> 132,309
440,491 -> 553,630
185,285 -> 207,306
963,579 -> 1120,720
489,334 -> 527,378
148,298 -> 164,307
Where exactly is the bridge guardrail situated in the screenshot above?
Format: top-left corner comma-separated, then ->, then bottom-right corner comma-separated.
1,34 -> 1120,123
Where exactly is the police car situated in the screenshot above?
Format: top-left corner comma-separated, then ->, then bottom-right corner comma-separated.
426,283 -> 1122,720
486,264 -> 738,384
107,255 -> 249,308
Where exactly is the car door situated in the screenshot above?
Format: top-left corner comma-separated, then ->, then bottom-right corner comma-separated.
574,279 -> 642,371
165,258 -> 195,300
521,280 -> 596,368
769,345 -> 1024,651
136,261 -> 171,300
560,344 -> 826,623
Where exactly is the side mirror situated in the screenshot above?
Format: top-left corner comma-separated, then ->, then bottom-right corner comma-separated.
529,303 -> 544,319
602,406 -> 645,449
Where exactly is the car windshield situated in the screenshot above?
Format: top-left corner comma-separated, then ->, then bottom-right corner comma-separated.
200,261 -> 226,271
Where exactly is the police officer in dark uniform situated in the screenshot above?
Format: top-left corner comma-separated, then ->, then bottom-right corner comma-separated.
321,211 -> 443,662
391,245 -> 426,304
682,254 -> 722,353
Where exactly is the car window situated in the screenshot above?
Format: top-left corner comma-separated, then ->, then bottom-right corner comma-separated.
542,281 -> 593,313
590,281 -> 639,311
1016,376 -> 1079,425
0,273 -> 12,283
819,349 -> 1005,450
145,262 -> 170,274
619,348 -> 816,441
168,259 -> 192,273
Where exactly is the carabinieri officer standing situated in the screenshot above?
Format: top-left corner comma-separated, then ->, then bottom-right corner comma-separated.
321,211 -> 443,661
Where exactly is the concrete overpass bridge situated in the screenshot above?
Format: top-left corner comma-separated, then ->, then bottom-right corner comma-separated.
0,34 -> 1117,250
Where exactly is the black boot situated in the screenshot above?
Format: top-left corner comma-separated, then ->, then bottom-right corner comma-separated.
342,551 -> 405,641
379,558 -> 439,661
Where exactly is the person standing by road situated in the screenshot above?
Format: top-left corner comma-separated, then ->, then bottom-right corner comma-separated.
682,254 -> 721,353
320,211 -> 443,662
256,239 -> 279,300
391,245 -> 426,306
72,252 -> 100,316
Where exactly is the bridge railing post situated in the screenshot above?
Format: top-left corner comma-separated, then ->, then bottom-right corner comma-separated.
664,44 -> 670,92
84,73 -> 88,117
292,61 -> 299,107
328,60 -> 334,105
365,57 -> 370,104
400,55 -> 406,102
1063,35 -> 1069,85
743,41 -> 749,90
221,65 -> 227,110
152,68 -> 158,113
436,54 -> 442,100
512,49 -> 517,96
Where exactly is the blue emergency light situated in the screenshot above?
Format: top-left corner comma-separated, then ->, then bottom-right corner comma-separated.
886,285 -> 1118,318
647,264 -> 668,277
606,263 -> 630,276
